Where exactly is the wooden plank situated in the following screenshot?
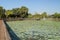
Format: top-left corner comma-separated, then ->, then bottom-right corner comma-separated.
0,20 -> 11,40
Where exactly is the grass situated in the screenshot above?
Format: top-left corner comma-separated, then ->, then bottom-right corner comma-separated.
7,20 -> 60,40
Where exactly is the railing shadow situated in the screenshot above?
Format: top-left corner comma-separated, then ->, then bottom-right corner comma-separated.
4,21 -> 21,40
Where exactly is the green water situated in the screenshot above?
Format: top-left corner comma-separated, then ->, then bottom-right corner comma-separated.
7,20 -> 60,40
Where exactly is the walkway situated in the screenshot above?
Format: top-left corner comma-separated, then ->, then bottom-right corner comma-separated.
0,20 -> 11,40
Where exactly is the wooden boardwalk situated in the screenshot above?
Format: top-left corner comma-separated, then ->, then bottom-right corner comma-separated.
0,20 -> 11,40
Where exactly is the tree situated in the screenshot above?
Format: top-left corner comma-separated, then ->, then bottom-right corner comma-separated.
5,6 -> 29,18
5,10 -> 13,18
51,12 -> 60,21
12,8 -> 19,14
41,12 -> 47,18
0,6 -> 6,19
12,8 -> 20,18
18,6 -> 28,18
53,12 -> 60,18
28,13 -> 32,18
33,13 -> 41,19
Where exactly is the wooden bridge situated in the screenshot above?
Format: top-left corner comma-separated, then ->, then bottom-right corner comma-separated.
0,20 -> 11,40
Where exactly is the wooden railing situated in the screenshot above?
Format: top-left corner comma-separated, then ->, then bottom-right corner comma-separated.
0,20 -> 11,40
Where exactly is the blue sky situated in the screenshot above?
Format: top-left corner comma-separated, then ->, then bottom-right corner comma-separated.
0,0 -> 60,14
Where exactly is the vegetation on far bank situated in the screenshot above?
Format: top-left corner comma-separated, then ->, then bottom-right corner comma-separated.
0,6 -> 60,20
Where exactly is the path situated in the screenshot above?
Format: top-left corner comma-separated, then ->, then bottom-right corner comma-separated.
0,20 -> 11,40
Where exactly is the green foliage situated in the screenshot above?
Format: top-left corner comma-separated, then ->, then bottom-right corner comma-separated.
0,6 -> 5,18
6,10 -> 13,15
12,8 -> 19,14
1,14 -> 6,18
41,12 -> 48,18
6,6 -> 29,18
53,12 -> 60,18
32,13 -> 41,19
0,6 -> 60,19
18,6 -> 28,18
28,13 -> 32,18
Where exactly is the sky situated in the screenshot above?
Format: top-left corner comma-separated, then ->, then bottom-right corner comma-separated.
0,0 -> 60,14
